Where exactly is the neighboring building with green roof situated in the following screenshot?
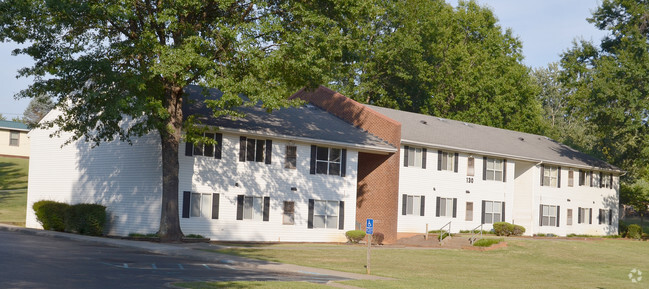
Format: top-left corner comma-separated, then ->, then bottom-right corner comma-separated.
0,120 -> 30,158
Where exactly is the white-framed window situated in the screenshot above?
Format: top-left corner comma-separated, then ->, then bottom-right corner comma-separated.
236,195 -> 269,221
436,197 -> 456,218
245,138 -> 266,162
466,202 -> 473,221
601,173 -> 613,189
579,170 -> 592,187
541,205 -> 558,226
567,209 -> 573,226
578,207 -> 592,224
485,158 -> 504,181
186,133 -> 222,158
283,201 -> 295,225
285,145 -> 297,169
439,151 -> 455,171
568,169 -> 574,187
542,165 -> 559,188
402,194 -> 425,216
467,157 -> 475,176
316,147 -> 341,175
182,192 -> 219,220
598,209 -> 612,225
313,200 -> 339,229
404,146 -> 426,168
482,201 -> 503,224
9,131 -> 19,146
592,171 -> 600,188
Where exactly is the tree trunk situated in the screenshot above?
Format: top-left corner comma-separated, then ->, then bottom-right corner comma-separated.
158,85 -> 184,242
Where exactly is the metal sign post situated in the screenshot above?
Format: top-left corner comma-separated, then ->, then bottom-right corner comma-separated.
366,219 -> 373,275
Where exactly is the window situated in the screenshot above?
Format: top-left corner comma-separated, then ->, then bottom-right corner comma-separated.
568,169 -> 574,187
567,209 -> 573,226
402,194 -> 425,216
436,197 -> 457,218
285,146 -> 297,169
404,146 -> 426,168
309,146 -> 346,177
541,165 -> 560,188
239,137 -> 272,163
182,192 -> 219,219
283,201 -> 295,225
482,201 -> 504,224
466,202 -> 473,221
579,170 -> 593,187
484,158 -> 504,181
236,195 -> 270,221
438,151 -> 457,172
578,207 -> 592,224
467,157 -> 475,176
540,205 -> 559,227
308,199 -> 344,229
185,133 -> 222,158
602,173 -> 613,189
592,172 -> 600,188
9,131 -> 19,146
598,209 -> 613,225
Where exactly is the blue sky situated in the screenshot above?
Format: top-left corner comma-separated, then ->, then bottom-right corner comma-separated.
0,0 -> 607,118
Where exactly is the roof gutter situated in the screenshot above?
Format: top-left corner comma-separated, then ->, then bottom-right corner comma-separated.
401,139 -> 623,174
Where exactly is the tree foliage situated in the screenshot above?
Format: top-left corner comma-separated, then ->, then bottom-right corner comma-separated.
560,0 -> 649,181
23,95 -> 54,128
0,0 -> 371,241
332,0 -> 543,133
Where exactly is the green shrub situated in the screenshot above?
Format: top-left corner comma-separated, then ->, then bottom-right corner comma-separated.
512,225 -> 525,236
473,238 -> 504,247
619,220 -> 628,237
459,230 -> 494,234
627,224 -> 643,240
493,222 -> 525,236
129,233 -> 158,238
372,232 -> 385,245
185,234 -> 205,239
65,203 -> 106,236
345,230 -> 366,244
33,200 -> 70,232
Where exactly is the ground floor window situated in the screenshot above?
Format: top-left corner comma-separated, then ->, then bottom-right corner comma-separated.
465,202 -> 473,221
308,199 -> 344,229
182,192 -> 219,219
540,204 -> 559,227
482,201 -> 504,224
236,195 -> 270,221
283,201 -> 295,225
402,194 -> 425,216
578,207 -> 592,224
567,209 -> 573,226
598,209 -> 613,225
436,197 -> 456,218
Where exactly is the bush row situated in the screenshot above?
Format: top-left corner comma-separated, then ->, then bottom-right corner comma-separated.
345,230 -> 385,245
493,222 -> 525,236
33,200 -> 106,236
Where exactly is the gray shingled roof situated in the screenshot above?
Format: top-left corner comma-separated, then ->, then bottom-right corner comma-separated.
367,105 -> 620,172
0,120 -> 29,131
182,85 -> 395,153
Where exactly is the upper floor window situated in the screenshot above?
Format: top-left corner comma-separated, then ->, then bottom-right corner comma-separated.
309,146 -> 346,177
579,170 -> 593,187
285,145 -> 297,169
483,157 -> 505,181
185,133 -> 222,159
9,131 -> 19,146
568,169 -> 574,187
404,146 -> 426,168
601,173 -> 613,189
541,165 -> 560,188
437,150 -> 457,172
467,156 -> 475,176
239,137 -> 272,164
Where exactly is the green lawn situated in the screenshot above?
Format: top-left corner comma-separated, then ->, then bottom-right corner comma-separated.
0,156 -> 29,226
179,238 -> 649,289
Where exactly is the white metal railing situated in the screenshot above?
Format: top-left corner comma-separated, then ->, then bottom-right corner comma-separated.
439,221 -> 452,242
469,223 -> 483,244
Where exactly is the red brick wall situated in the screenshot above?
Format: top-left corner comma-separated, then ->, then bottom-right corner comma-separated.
291,86 -> 402,243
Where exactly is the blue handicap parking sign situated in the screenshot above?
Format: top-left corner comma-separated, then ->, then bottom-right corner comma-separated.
366,219 -> 374,234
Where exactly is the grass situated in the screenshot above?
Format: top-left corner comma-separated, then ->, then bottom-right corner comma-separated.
472,238 -> 503,247
174,281 -> 332,289
0,156 -> 29,226
195,238 -> 649,289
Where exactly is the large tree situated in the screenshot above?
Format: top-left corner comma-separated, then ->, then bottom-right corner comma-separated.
560,0 -> 649,181
0,0 -> 370,241
332,0 -> 544,134
23,95 -> 55,128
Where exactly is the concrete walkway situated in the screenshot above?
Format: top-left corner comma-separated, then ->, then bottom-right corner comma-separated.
0,224 -> 390,285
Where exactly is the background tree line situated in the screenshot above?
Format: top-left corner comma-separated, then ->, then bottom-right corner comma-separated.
1,0 -> 646,239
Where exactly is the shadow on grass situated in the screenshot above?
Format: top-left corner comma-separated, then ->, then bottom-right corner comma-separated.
173,281 -> 262,289
0,160 -> 28,190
